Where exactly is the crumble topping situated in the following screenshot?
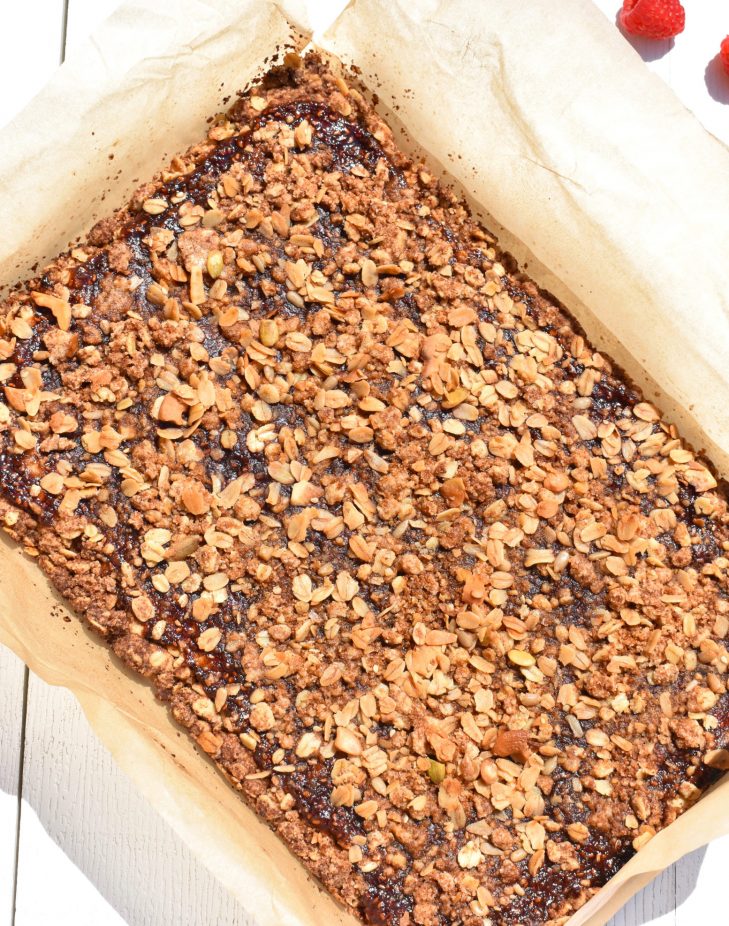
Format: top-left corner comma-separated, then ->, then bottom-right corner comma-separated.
1,54 -> 728,926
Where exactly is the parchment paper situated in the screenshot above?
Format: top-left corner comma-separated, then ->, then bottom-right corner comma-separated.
1,1 -> 729,924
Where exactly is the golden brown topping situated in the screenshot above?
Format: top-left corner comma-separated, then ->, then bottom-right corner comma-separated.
493,729 -> 530,763
31,291 -> 71,330
0,58 -> 727,926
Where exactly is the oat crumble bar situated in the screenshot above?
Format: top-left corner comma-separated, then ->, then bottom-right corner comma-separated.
1,54 -> 729,926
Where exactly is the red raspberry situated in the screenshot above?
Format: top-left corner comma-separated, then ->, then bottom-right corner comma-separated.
721,36 -> 729,75
619,0 -> 685,40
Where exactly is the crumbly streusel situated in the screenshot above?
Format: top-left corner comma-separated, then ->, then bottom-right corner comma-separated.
1,54 -> 728,926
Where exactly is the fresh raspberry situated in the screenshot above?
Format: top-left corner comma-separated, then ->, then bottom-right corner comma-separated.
619,0 -> 685,40
721,36 -> 729,75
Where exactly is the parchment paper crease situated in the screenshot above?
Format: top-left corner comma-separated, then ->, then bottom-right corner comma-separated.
1,1 -> 729,924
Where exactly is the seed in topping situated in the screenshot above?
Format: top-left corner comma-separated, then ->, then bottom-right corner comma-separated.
508,649 -> 535,667
207,251 -> 224,279
152,574 -> 170,594
428,760 -> 446,784
442,387 -> 469,410
259,318 -> 279,347
348,426 -> 374,444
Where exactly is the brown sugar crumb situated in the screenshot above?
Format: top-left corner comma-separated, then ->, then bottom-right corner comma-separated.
1,54 -> 729,926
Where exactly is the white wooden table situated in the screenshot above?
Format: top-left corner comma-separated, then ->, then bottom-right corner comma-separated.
0,2 -> 728,924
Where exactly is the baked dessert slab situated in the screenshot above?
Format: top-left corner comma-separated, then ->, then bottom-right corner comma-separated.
1,54 -> 728,926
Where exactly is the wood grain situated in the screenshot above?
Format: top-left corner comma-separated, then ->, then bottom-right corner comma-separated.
0,648 -> 25,925
14,675 -> 254,926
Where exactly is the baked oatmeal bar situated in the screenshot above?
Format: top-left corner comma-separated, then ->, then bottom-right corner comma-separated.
1,54 -> 728,926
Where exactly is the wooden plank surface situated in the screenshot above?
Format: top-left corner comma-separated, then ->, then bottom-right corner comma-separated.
0,648 -> 26,925
14,676 -> 253,926
1,0 -> 729,924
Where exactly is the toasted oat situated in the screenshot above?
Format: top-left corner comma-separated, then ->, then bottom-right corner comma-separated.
1,53 -> 727,926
